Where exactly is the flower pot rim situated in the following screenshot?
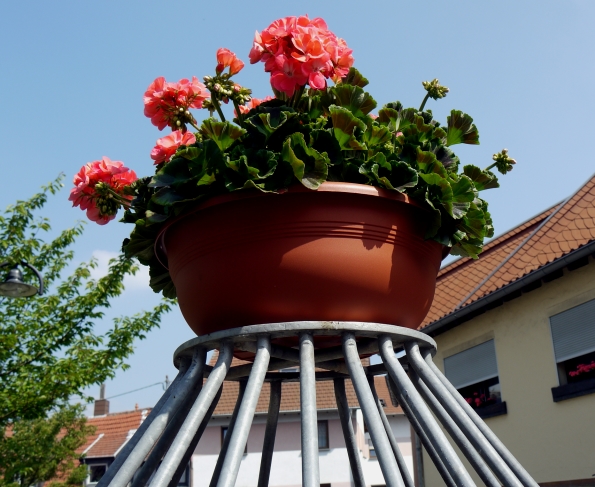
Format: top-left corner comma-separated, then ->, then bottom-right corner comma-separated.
155,182 -> 437,270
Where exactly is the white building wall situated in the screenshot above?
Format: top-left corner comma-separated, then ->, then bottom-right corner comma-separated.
192,410 -> 412,487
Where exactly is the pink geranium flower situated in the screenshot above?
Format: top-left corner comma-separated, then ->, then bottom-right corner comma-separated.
144,76 -> 210,130
151,130 -> 197,165
216,48 -> 245,76
69,157 -> 137,225
250,15 -> 354,97
236,96 -> 274,116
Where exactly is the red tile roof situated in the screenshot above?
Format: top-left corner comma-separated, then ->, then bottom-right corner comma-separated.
208,351 -> 402,416
80,409 -> 149,459
421,174 -> 595,330
77,353 -> 401,460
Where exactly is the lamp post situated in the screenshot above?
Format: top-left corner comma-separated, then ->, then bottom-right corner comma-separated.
0,261 -> 44,297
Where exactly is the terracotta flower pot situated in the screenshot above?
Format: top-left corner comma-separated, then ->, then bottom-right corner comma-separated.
157,182 -> 445,337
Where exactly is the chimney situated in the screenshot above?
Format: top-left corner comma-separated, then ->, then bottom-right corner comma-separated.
94,383 -> 110,416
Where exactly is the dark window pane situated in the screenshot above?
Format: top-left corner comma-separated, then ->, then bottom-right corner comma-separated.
318,420 -> 329,449
457,377 -> 502,410
89,465 -> 107,482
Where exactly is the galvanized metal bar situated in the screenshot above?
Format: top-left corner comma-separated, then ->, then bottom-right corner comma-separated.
379,336 -> 476,486
217,336 -> 271,487
343,333 -> 405,487
421,349 -> 540,487
108,349 -> 206,487
408,367 -> 500,487
399,393 -> 457,487
333,378 -> 366,487
367,376 -> 415,487
131,363 -> 206,487
97,358 -> 191,487
209,381 -> 247,487
257,380 -> 282,487
406,342 -> 523,487
378,360 -> 457,487
299,332 -> 319,487
149,342 -> 233,487
166,385 -> 223,487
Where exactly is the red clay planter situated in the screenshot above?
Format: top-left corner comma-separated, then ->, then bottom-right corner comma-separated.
158,182 -> 445,337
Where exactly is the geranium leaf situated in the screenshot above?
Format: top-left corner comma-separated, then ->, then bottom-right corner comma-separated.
200,119 -> 247,151
176,146 -> 200,161
463,165 -> 500,190
331,85 -> 377,117
151,187 -> 185,206
281,133 -> 329,189
224,150 -> 278,191
363,119 -> 392,147
446,110 -> 480,146
377,108 -> 400,132
149,157 -> 192,188
434,145 -> 460,171
197,172 -> 216,186
329,105 -> 367,150
245,110 -> 296,140
416,148 -> 448,178
450,174 -> 477,203
341,67 -> 369,88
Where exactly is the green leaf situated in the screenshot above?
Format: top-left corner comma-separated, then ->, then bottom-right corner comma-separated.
377,107 -> 400,132
450,174 -> 477,202
446,110 -> 480,146
416,148 -> 448,178
149,157 -> 193,188
329,105 -> 367,150
224,150 -> 278,191
463,165 -> 500,190
341,67 -> 369,87
200,119 -> 247,151
363,119 -> 392,147
176,145 -> 201,160
359,153 -> 418,192
245,109 -> 297,140
331,84 -> 377,117
281,133 -> 330,189
151,187 -> 185,206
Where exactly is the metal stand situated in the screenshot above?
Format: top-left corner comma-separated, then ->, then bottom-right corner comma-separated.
96,322 -> 539,487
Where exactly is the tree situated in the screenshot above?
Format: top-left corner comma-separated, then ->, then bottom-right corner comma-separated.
0,405 -> 93,487
0,176 -> 172,484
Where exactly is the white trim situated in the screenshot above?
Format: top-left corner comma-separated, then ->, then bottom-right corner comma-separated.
82,433 -> 104,455
113,429 -> 136,457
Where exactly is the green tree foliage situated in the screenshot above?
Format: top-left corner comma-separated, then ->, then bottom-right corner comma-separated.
0,176 -> 173,484
0,405 -> 92,487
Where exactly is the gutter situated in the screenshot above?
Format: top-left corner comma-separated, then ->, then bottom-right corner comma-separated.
422,239 -> 595,337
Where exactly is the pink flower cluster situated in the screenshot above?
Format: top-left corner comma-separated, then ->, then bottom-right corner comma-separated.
216,48 -> 244,76
568,361 -> 595,377
249,15 -> 354,97
69,157 -> 137,225
151,130 -> 197,165
144,76 -> 210,130
237,96 -> 274,115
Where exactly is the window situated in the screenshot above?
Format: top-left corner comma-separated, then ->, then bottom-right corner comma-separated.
87,464 -> 107,486
444,340 -> 506,418
550,299 -> 595,401
317,420 -> 329,450
177,464 -> 190,486
221,426 -> 247,453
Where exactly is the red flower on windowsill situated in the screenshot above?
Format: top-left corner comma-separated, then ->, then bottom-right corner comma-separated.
568,361 -> 595,377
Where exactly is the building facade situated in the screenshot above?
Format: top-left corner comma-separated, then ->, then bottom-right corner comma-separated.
417,175 -> 595,486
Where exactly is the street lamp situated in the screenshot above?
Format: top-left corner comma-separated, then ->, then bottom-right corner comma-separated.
0,261 -> 44,297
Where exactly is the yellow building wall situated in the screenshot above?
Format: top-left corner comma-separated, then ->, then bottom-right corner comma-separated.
422,260 -> 595,485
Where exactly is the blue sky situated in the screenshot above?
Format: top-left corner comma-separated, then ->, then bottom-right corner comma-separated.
1,0 -> 594,413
